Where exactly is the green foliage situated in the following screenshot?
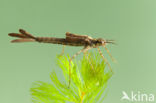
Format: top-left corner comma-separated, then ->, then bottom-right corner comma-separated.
31,52 -> 113,103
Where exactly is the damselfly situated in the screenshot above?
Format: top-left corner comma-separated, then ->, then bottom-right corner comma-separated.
8,29 -> 115,87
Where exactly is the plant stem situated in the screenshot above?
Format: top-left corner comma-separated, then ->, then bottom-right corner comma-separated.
80,91 -> 85,103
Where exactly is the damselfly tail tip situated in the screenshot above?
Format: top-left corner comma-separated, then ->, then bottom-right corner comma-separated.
19,29 -> 26,34
8,33 -> 14,37
11,39 -> 35,43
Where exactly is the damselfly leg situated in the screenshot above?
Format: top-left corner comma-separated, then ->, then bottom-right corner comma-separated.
103,46 -> 117,63
59,45 -> 65,56
84,51 -> 95,71
97,47 -> 113,73
68,46 -> 90,87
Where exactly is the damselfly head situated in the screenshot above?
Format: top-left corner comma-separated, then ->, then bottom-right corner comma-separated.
96,38 -> 115,47
95,38 -> 106,46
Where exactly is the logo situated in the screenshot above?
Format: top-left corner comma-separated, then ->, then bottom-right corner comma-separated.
121,91 -> 155,102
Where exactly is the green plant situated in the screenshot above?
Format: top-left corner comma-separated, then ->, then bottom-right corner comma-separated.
31,52 -> 113,103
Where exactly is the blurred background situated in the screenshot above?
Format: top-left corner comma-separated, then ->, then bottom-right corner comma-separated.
0,0 -> 156,103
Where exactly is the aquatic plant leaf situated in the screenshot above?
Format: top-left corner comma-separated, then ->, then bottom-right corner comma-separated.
31,52 -> 113,103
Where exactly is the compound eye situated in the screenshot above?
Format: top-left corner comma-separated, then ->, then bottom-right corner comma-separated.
102,40 -> 106,45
